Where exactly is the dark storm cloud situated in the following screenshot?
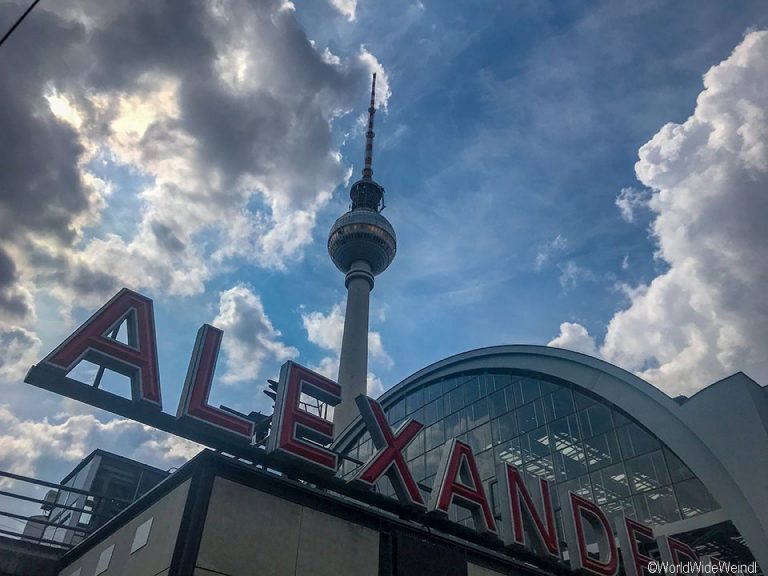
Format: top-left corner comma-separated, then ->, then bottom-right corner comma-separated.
0,0 -> 375,307
0,247 -> 30,318
150,220 -> 185,253
79,0 -> 362,197
0,5 -> 89,244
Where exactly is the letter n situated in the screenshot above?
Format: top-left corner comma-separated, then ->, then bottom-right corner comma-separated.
428,438 -> 497,536
497,463 -> 559,559
563,492 -> 619,576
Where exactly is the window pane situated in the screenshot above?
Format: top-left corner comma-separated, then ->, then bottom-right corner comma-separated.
549,414 -> 582,452
573,390 -> 596,410
559,474 -> 593,502
489,390 -> 508,419
633,486 -> 681,524
469,422 -> 493,453
506,382 -> 519,411
423,399 -> 440,426
626,451 -> 670,494
524,455 -> 555,482
495,438 -> 523,468
511,379 -> 523,407
591,463 -> 630,504
410,454 -> 426,482
464,377 -> 482,405
444,412 -> 461,439
618,423 -> 661,458
521,426 -> 551,462
493,374 -> 512,392
553,446 -> 587,482
405,429 -> 425,461
406,388 -> 423,414
544,388 -> 575,422
675,478 -> 719,518
492,412 -> 517,444
518,399 -> 544,434
387,401 -> 405,424
519,379 -> 541,404
424,381 -> 442,403
426,421 -> 445,451
539,379 -> 559,395
448,386 -> 464,414
469,398 -> 490,428
425,447 -> 442,477
664,448 -> 695,483
584,431 -> 621,470
579,404 -> 613,438
458,406 -> 472,435
600,498 -> 635,521
476,449 -> 495,480
442,377 -> 460,393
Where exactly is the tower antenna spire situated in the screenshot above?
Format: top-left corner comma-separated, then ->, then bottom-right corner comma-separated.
362,73 -> 377,180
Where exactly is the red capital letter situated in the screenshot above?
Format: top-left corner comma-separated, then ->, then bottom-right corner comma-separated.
563,492 -> 619,576
658,535 -> 700,575
616,516 -> 655,576
266,362 -> 341,473
43,288 -> 161,406
349,395 -> 425,508
429,439 -> 497,536
497,463 -> 559,558
176,325 -> 255,440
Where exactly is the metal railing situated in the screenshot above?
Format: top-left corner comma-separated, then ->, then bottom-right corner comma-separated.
0,469 -> 132,551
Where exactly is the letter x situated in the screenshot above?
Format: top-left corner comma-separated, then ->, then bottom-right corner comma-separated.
349,395 -> 426,508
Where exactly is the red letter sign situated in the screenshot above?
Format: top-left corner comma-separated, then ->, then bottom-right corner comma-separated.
657,535 -> 700,575
348,395 -> 425,508
43,288 -> 161,406
429,439 -> 497,536
266,361 -> 341,473
616,516 -> 655,576
563,492 -> 619,576
176,325 -> 255,440
497,463 -> 559,558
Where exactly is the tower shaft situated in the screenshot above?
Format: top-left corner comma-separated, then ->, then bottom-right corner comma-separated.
328,73 -> 396,439
334,260 -> 374,435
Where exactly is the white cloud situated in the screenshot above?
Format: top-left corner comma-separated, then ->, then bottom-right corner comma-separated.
0,405 -> 199,479
213,284 -> 298,385
615,186 -> 651,223
0,0 -> 390,382
558,260 -> 594,290
0,326 -> 41,382
301,302 -> 392,395
550,31 -> 768,396
329,0 -> 357,22
548,322 -> 598,357
534,234 -> 567,270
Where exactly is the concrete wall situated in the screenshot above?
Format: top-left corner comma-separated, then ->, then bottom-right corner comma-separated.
195,477 -> 379,576
57,479 -> 190,576
0,536 -> 60,576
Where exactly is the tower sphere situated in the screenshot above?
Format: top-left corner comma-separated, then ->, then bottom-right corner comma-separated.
328,205 -> 396,276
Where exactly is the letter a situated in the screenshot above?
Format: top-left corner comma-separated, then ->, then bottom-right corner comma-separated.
43,289 -> 162,407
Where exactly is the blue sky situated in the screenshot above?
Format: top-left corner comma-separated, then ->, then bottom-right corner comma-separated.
0,0 -> 767,489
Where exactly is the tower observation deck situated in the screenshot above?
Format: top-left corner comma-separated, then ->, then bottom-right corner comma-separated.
328,73 -> 397,436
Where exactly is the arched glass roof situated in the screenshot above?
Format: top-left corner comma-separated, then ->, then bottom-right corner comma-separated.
340,368 -> 720,532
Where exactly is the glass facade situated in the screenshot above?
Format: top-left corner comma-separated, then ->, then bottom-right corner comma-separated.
342,371 -> 719,531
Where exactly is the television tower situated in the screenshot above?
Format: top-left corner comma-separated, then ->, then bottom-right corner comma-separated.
328,73 -> 397,437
